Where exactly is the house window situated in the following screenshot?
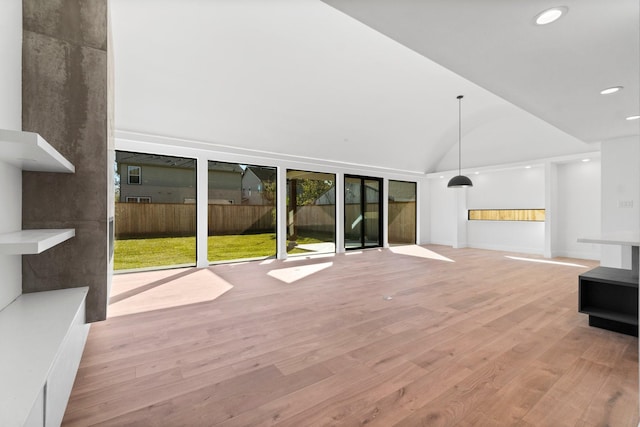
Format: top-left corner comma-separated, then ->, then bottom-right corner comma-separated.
125,196 -> 151,203
128,166 -> 141,184
468,209 -> 545,221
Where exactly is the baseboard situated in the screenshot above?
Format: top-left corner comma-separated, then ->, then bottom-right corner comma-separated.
467,243 -> 544,255
552,250 -> 600,261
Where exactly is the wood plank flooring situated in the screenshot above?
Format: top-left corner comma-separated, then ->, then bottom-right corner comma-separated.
63,245 -> 638,426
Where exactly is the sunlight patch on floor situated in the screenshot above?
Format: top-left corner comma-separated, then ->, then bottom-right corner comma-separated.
505,255 -> 588,268
267,261 -> 333,284
293,242 -> 336,254
284,252 -> 335,262
389,245 -> 455,262
108,268 -> 233,317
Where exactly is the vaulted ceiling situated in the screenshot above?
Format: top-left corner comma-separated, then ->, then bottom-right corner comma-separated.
111,0 -> 638,174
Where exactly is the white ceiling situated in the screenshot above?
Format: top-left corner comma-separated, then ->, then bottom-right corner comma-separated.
322,0 -> 640,145
111,0 -> 636,174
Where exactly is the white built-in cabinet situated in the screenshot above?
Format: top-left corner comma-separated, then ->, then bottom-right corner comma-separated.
0,129 -> 89,427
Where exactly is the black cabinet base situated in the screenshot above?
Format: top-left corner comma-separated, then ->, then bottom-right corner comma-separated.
588,315 -> 638,337
579,267 -> 638,337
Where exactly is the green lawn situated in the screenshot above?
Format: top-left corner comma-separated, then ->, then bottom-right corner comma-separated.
114,233 -> 325,270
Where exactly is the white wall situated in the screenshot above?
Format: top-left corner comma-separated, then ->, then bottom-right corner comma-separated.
435,108 -> 594,171
428,177 -> 455,246
466,167 -> 545,254
429,168 -> 548,252
429,160 -> 604,259
0,0 -> 21,131
0,0 -> 23,310
468,167 -> 545,208
555,159 -> 601,259
417,178 -> 430,244
600,137 -> 640,268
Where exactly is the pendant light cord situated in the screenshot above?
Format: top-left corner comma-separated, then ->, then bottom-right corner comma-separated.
457,95 -> 463,176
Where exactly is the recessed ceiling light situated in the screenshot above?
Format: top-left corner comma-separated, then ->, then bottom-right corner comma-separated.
439,175 -> 444,179
582,158 -> 591,162
535,6 -> 568,25
474,171 -> 480,175
525,165 -> 532,169
600,86 -> 623,95
626,115 -> 640,121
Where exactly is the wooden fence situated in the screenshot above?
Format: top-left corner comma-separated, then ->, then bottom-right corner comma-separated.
208,205 -> 274,235
116,203 -> 197,238
388,201 -> 416,243
293,205 -> 335,234
115,201 -> 416,242
115,203 -> 274,238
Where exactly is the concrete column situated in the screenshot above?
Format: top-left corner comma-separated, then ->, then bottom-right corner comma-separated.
22,0 -> 110,322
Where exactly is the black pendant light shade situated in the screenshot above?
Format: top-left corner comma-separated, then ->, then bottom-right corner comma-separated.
447,174 -> 473,187
447,95 -> 473,188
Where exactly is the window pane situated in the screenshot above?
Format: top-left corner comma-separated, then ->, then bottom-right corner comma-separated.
127,166 -> 141,184
114,151 -> 197,270
363,179 -> 380,247
286,170 -> 336,255
344,177 -> 363,249
208,161 -> 276,262
388,180 -> 416,244
468,209 -> 545,221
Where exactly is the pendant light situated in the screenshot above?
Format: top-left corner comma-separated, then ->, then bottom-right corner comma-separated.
447,95 -> 473,188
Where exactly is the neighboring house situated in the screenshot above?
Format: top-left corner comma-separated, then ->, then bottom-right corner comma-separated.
116,152 -> 245,204
208,161 -> 244,204
117,152 -> 197,203
241,166 -> 276,205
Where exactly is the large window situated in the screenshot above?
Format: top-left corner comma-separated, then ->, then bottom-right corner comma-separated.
208,161 -> 276,262
388,180 -> 416,244
114,154 -> 419,266
114,151 -> 197,271
345,175 -> 382,249
286,170 -> 336,255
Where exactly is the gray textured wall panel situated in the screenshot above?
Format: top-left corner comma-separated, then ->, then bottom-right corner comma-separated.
23,0 -> 107,51
22,0 -> 109,322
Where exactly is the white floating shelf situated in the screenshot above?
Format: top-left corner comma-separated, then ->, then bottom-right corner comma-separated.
0,129 -> 75,173
0,229 -> 75,255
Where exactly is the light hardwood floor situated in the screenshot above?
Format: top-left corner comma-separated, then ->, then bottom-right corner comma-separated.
63,245 -> 638,426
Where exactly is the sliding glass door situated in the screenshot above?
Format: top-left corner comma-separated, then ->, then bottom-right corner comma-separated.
345,175 -> 382,249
